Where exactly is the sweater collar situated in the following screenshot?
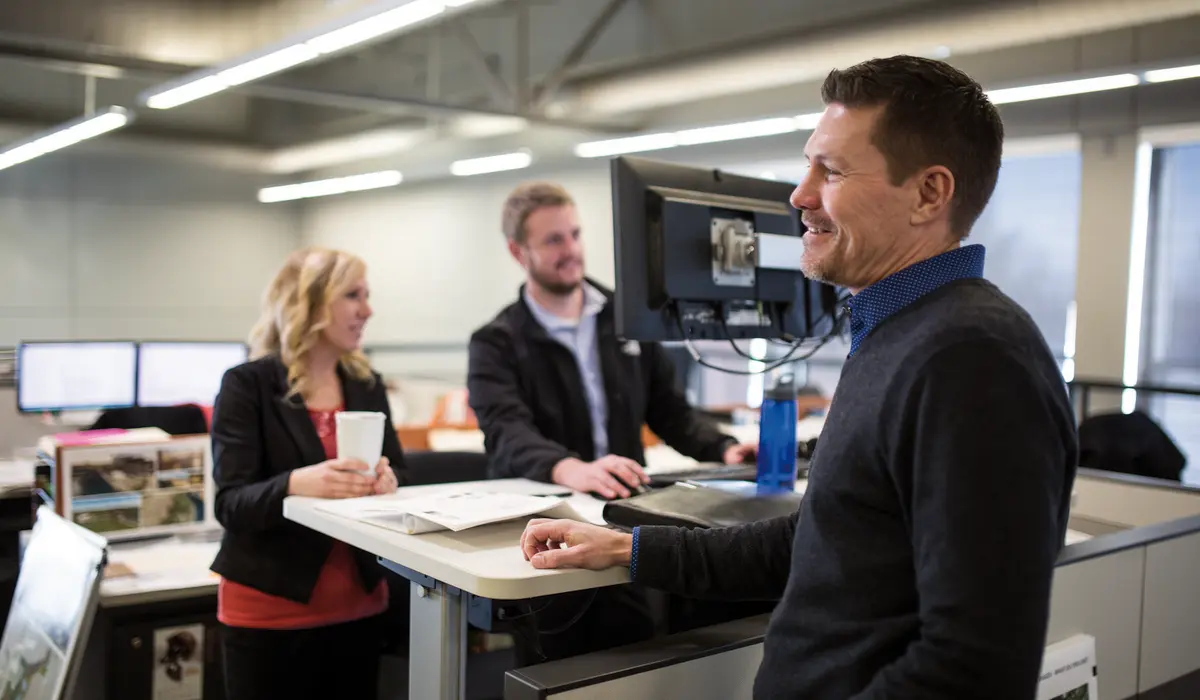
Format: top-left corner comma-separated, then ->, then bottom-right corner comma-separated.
846,244 -> 986,356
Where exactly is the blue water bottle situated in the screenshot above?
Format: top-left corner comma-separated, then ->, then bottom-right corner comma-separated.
757,372 -> 798,492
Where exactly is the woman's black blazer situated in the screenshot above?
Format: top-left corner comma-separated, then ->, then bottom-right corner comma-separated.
208,354 -> 408,604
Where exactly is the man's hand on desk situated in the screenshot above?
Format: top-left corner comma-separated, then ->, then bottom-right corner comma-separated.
521,518 -> 632,570
724,443 -> 757,465
551,455 -> 649,499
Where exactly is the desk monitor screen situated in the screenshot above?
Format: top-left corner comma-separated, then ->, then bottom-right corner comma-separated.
611,156 -> 838,342
17,342 -> 137,413
137,342 -> 248,407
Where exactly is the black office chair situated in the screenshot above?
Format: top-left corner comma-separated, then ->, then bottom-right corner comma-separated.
401,450 -> 490,486
90,405 -> 209,435
1078,410 -> 1186,482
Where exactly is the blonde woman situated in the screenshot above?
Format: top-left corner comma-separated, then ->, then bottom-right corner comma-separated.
209,247 -> 405,700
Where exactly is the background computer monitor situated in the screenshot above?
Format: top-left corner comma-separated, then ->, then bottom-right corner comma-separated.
136,341 -> 248,407
17,341 -> 138,413
611,156 -> 838,342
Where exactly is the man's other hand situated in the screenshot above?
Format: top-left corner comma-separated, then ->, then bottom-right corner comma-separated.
550,455 -> 649,499
724,443 -> 757,465
520,518 -> 633,570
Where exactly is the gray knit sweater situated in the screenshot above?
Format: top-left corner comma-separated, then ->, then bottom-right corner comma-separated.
633,278 -> 1078,699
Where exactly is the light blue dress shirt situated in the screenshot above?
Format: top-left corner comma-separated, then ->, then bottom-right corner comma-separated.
524,282 -> 610,458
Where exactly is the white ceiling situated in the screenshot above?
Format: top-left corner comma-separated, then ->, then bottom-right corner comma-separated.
1,0 -> 1199,184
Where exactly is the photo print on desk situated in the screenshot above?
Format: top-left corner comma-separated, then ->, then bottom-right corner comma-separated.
0,611 -> 67,700
0,508 -> 106,700
61,436 -> 213,539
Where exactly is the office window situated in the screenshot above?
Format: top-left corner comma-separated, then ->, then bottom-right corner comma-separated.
725,150 -> 1081,356
968,150 -> 1082,358
1141,143 -> 1200,482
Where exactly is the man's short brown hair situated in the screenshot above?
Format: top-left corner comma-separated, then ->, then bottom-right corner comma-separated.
501,181 -> 575,244
821,55 -> 1004,239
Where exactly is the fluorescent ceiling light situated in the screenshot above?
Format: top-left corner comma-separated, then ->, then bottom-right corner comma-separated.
575,132 -> 678,158
307,0 -> 443,53
265,127 -> 428,174
676,117 -> 798,146
257,170 -> 402,203
986,74 -> 1139,104
143,0 -> 499,110
0,106 -> 132,172
1144,64 -> 1200,83
572,65 -> 1200,160
450,151 -> 532,176
575,113 -> 822,158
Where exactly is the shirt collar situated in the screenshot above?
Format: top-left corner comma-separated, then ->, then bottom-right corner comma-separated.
846,244 -> 986,356
524,281 -> 607,332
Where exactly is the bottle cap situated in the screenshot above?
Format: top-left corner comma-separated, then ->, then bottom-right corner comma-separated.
764,372 -> 796,401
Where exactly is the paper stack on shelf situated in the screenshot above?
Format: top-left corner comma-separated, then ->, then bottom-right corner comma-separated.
315,485 -> 597,535
37,427 -> 172,456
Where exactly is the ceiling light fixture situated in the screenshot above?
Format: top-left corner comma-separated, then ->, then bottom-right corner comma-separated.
450,151 -> 532,176
985,73 -> 1139,105
573,63 -> 1200,160
1144,64 -> 1200,83
575,114 -> 822,158
142,0 -> 499,110
0,106 -> 132,172
257,170 -> 402,202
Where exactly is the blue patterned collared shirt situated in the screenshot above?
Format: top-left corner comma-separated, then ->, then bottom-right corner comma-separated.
847,244 -> 987,357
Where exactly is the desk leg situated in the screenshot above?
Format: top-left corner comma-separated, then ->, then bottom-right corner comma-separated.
409,578 -> 467,700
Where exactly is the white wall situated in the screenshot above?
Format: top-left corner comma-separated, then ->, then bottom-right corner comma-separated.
300,164 -> 615,343
0,152 -> 301,456
0,153 -> 301,345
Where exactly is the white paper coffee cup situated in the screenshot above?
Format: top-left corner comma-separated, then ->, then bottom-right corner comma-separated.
335,411 -> 385,477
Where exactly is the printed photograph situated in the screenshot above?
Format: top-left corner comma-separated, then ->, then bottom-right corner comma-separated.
140,492 -> 204,528
0,613 -> 66,700
71,453 -> 157,497
72,493 -> 142,534
9,514 -> 103,655
156,448 -> 205,491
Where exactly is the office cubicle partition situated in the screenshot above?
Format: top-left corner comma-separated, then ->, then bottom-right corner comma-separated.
506,470 -> 1200,700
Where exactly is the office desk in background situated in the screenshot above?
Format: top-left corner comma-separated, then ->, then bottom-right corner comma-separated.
75,532 -> 224,700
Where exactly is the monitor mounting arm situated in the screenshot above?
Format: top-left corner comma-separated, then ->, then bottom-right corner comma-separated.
711,216 -> 804,287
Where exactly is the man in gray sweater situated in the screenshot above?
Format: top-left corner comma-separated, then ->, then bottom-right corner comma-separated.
519,55 -> 1078,699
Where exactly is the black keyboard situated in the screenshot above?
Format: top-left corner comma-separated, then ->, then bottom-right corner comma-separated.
647,463 -> 758,487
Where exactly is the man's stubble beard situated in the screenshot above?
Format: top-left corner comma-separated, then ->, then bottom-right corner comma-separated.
531,265 -> 582,297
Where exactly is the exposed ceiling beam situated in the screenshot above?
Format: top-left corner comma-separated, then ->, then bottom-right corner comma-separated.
0,44 -> 638,133
532,0 -> 630,109
449,17 -> 514,109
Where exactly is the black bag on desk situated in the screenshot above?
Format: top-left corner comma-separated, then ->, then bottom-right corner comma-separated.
601,482 -> 803,530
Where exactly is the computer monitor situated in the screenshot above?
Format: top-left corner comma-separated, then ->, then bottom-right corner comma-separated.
136,342 -> 249,407
17,341 -> 138,413
612,156 -> 838,342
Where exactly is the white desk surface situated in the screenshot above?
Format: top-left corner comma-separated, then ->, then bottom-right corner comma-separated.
100,535 -> 220,607
284,479 -> 630,601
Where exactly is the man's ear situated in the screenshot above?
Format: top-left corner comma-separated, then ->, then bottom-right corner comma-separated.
507,238 -> 526,268
910,165 -> 955,229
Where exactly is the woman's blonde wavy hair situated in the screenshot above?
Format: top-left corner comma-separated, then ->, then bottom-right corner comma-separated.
249,246 -> 374,399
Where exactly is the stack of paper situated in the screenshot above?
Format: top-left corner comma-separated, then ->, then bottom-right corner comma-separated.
316,489 -> 593,535
37,427 -> 172,455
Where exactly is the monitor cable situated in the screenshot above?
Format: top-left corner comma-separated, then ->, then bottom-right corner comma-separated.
670,297 -> 850,376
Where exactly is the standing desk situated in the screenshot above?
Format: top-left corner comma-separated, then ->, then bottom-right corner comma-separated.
283,480 -> 628,700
